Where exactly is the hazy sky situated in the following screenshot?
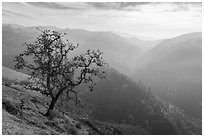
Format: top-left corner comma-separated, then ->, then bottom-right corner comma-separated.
2,2 -> 202,40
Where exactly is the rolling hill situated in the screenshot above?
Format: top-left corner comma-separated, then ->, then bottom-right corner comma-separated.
2,24 -> 141,75
2,66 -> 202,135
79,68 -> 201,134
125,37 -> 162,52
2,24 -> 202,134
131,32 -> 202,118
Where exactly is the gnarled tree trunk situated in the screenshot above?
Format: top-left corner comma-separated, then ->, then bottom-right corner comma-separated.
44,87 -> 66,116
44,97 -> 57,116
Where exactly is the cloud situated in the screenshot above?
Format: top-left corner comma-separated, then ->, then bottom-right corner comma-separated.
119,2 -> 152,9
168,2 -> 202,12
87,2 -> 121,10
87,2 -> 202,13
87,2 -> 151,10
3,9 -> 33,19
2,2 -> 202,39
27,2 -> 78,10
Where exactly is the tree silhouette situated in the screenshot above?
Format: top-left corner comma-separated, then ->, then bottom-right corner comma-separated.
14,30 -> 106,116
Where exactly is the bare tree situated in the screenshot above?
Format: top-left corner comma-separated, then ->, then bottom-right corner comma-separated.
14,30 -> 106,116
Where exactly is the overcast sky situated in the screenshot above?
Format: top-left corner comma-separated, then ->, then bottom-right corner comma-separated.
2,2 -> 202,40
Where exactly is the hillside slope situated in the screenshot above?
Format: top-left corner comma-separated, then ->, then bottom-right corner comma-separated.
131,32 -> 202,118
80,68 -> 202,134
2,67 -> 201,135
2,76 -> 148,135
125,37 -> 162,52
2,66 -> 29,81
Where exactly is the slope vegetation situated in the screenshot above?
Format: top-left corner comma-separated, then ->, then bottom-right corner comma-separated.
131,32 -> 202,118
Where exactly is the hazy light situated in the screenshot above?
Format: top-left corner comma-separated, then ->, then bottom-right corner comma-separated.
2,2 -> 202,40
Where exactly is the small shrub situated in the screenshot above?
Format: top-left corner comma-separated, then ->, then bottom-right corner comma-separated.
2,78 -> 15,87
4,82 -> 11,87
75,122 -> 82,129
2,99 -> 21,116
18,80 -> 31,86
14,80 -> 19,85
69,127 -> 79,135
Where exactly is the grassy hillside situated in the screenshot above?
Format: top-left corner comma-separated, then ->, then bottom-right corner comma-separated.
2,67 -> 201,135
2,66 -> 29,81
2,67 -> 149,135
2,78 -> 149,135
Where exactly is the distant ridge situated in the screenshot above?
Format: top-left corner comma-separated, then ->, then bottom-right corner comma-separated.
131,32 -> 202,119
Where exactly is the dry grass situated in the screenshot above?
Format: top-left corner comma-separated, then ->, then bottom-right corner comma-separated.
2,76 -> 149,135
